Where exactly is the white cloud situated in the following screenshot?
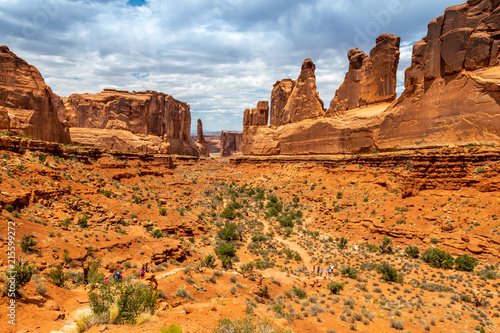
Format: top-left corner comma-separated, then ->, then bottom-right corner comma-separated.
0,0 -> 459,132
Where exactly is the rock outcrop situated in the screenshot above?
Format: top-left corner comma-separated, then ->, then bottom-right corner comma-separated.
242,0 -> 500,156
378,0 -> 500,151
269,59 -> 325,127
62,89 -> 201,156
195,119 -> 209,157
327,34 -> 400,114
243,101 -> 269,127
0,46 -> 71,143
220,131 -> 243,157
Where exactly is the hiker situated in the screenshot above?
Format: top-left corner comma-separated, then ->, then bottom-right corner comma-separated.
117,272 -> 122,282
313,264 -> 315,273
141,267 -> 145,278
105,276 -> 109,287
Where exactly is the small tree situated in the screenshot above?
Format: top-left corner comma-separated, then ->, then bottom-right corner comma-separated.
455,254 -> 477,272
379,236 -> 394,254
3,259 -> 33,297
49,265 -> 69,287
376,261 -> 403,283
337,237 -> 348,250
341,266 -> 358,279
405,245 -> 420,258
422,248 -> 454,269
21,234 -> 37,253
327,281 -> 345,295
217,223 -> 239,241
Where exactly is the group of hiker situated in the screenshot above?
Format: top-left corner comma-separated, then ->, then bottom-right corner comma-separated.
312,264 -> 335,277
104,271 -> 123,286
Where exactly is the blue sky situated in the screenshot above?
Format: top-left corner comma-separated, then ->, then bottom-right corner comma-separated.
0,0 -> 459,132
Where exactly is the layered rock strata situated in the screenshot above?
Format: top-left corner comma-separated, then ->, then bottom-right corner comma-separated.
195,119 -> 209,157
63,89 -> 201,156
0,46 -> 71,143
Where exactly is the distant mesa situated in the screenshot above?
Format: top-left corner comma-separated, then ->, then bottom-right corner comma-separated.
243,0 -> 500,156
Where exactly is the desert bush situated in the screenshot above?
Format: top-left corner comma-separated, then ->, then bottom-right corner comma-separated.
201,255 -> 217,269
391,319 -> 405,330
292,286 -> 307,299
327,281 -> 345,295
376,261 -> 403,283
405,245 -> 420,258
88,280 -> 159,324
21,234 -> 37,253
422,248 -> 454,269
159,325 -> 183,333
49,265 -> 69,287
379,237 -> 394,254
341,266 -> 358,279
455,254 -> 477,272
213,315 -> 292,333
337,237 -> 348,250
3,261 -> 33,297
218,223 -> 239,241
150,229 -> 164,238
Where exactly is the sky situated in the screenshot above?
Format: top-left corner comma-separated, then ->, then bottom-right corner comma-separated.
0,0 -> 460,132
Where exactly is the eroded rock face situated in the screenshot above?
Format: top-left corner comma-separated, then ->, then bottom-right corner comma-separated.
220,131 -> 243,157
195,119 -> 209,157
243,101 -> 269,127
0,46 -> 71,143
271,59 -> 325,126
243,0 -> 500,156
327,34 -> 400,114
63,89 -> 201,156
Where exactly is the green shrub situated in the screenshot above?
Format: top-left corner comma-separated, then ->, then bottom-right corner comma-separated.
379,237 -> 393,254
341,266 -> 358,279
213,315 -> 291,333
218,223 -> 239,241
215,243 -> 236,258
151,229 -> 164,238
455,254 -> 477,272
376,261 -> 403,283
21,234 -> 37,253
79,215 -> 89,228
327,281 -> 345,294
3,261 -> 33,297
422,248 -> 454,269
4,204 -> 14,212
159,325 -> 183,333
337,237 -> 348,250
292,286 -> 307,299
88,280 -> 159,324
159,208 -> 167,216
405,245 -> 420,258
202,255 -> 217,268
49,265 -> 68,287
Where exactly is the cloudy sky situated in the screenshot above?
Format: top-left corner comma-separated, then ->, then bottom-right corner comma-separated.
0,0 -> 459,132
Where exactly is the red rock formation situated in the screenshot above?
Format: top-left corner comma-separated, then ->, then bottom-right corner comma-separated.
327,34 -> 400,114
243,101 -> 269,127
195,119 -> 209,157
243,0 -> 500,156
220,131 -> 243,157
63,89 -> 201,156
379,0 -> 500,151
270,59 -> 325,127
0,46 -> 71,143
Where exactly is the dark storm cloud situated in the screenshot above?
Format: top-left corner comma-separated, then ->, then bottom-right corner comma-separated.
0,0 -> 460,132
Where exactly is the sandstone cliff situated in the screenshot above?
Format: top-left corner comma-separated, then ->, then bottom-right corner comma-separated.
62,89 -> 201,156
269,59 -> 325,127
221,131 -> 243,157
0,46 -> 71,143
327,34 -> 400,115
243,0 -> 500,156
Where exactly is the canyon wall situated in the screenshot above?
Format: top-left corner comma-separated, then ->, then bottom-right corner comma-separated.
243,0 -> 500,156
63,89 -> 201,156
0,46 -> 71,143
